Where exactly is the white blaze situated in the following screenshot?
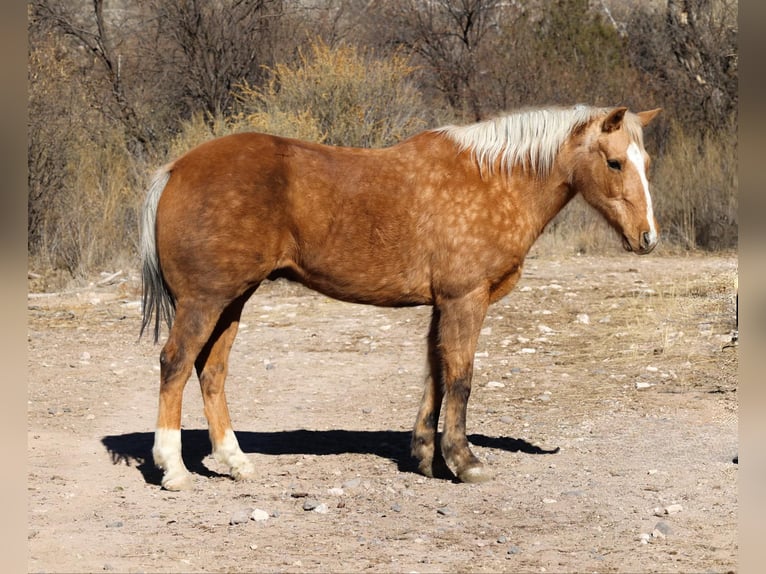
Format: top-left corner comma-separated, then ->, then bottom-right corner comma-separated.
627,142 -> 657,243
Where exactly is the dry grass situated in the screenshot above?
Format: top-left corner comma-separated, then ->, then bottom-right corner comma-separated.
30,126 -> 145,282
652,121 -> 738,250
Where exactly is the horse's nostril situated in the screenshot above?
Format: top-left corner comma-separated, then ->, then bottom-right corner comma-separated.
641,231 -> 651,248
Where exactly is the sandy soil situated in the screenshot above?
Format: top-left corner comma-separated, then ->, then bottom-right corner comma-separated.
28,253 -> 737,573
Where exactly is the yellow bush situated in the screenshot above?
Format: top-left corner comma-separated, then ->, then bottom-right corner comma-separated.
232,40 -> 427,148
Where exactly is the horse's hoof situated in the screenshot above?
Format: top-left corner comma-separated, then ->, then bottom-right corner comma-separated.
458,465 -> 493,483
417,459 -> 435,478
417,455 -> 454,480
231,466 -> 255,482
161,471 -> 194,491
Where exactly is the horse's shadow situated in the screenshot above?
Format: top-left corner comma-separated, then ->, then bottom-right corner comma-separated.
101,429 -> 559,486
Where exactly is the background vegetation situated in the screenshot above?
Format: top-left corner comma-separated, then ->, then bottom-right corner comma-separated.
28,0 -> 738,282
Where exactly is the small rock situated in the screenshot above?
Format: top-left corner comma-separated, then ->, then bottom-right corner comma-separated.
497,535 -> 508,544
313,503 -> 329,514
105,521 -> 123,529
654,521 -> 672,536
635,382 -> 653,389
519,348 -> 536,354
651,528 -> 666,540
487,381 -> 505,388
664,503 -> 683,515
302,499 -> 320,511
507,545 -> 521,555
575,313 -> 590,324
250,509 -> 269,522
327,487 -> 344,496
562,489 -> 585,497
639,532 -> 651,544
436,507 -> 453,516
342,478 -> 361,489
542,498 -> 557,504
390,503 -> 402,513
538,324 -> 554,334
230,509 -> 251,525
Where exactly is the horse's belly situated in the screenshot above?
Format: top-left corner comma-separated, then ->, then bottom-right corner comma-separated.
285,259 -> 432,307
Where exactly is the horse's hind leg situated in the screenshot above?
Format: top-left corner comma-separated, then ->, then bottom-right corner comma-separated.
153,300 -> 223,491
195,291 -> 255,482
412,309 -> 449,478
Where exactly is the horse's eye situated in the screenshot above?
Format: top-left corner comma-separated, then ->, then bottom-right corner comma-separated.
607,159 -> 622,171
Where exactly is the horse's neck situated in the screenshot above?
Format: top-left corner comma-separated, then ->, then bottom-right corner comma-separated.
512,166 -> 577,239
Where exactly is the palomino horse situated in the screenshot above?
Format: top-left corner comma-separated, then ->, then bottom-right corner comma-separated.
141,104 -> 661,490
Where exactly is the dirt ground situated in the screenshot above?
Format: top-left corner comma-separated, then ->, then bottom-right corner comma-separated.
27,252 -> 738,574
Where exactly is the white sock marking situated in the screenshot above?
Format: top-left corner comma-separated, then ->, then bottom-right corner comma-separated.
214,429 -> 254,479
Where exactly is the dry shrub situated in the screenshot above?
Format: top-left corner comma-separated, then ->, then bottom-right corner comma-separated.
652,122 -> 737,250
29,29 -> 149,282
35,127 -> 144,276
232,40 -> 427,147
166,112 -> 241,160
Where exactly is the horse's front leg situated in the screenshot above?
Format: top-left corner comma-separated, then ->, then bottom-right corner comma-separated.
436,288 -> 492,483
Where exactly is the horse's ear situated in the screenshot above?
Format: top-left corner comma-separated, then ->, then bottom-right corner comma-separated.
637,108 -> 662,127
602,107 -> 628,133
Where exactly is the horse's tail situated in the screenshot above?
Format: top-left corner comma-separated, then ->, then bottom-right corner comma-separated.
140,165 -> 175,342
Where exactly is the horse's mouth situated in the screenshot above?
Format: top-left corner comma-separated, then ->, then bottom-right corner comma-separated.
622,232 -> 658,254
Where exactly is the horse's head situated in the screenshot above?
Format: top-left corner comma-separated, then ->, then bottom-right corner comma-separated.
571,107 -> 662,255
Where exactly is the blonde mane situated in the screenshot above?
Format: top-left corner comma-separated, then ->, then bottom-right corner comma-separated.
436,105 -> 644,178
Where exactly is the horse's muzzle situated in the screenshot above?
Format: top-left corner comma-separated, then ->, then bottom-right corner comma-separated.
639,231 -> 658,254
622,232 -> 658,254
